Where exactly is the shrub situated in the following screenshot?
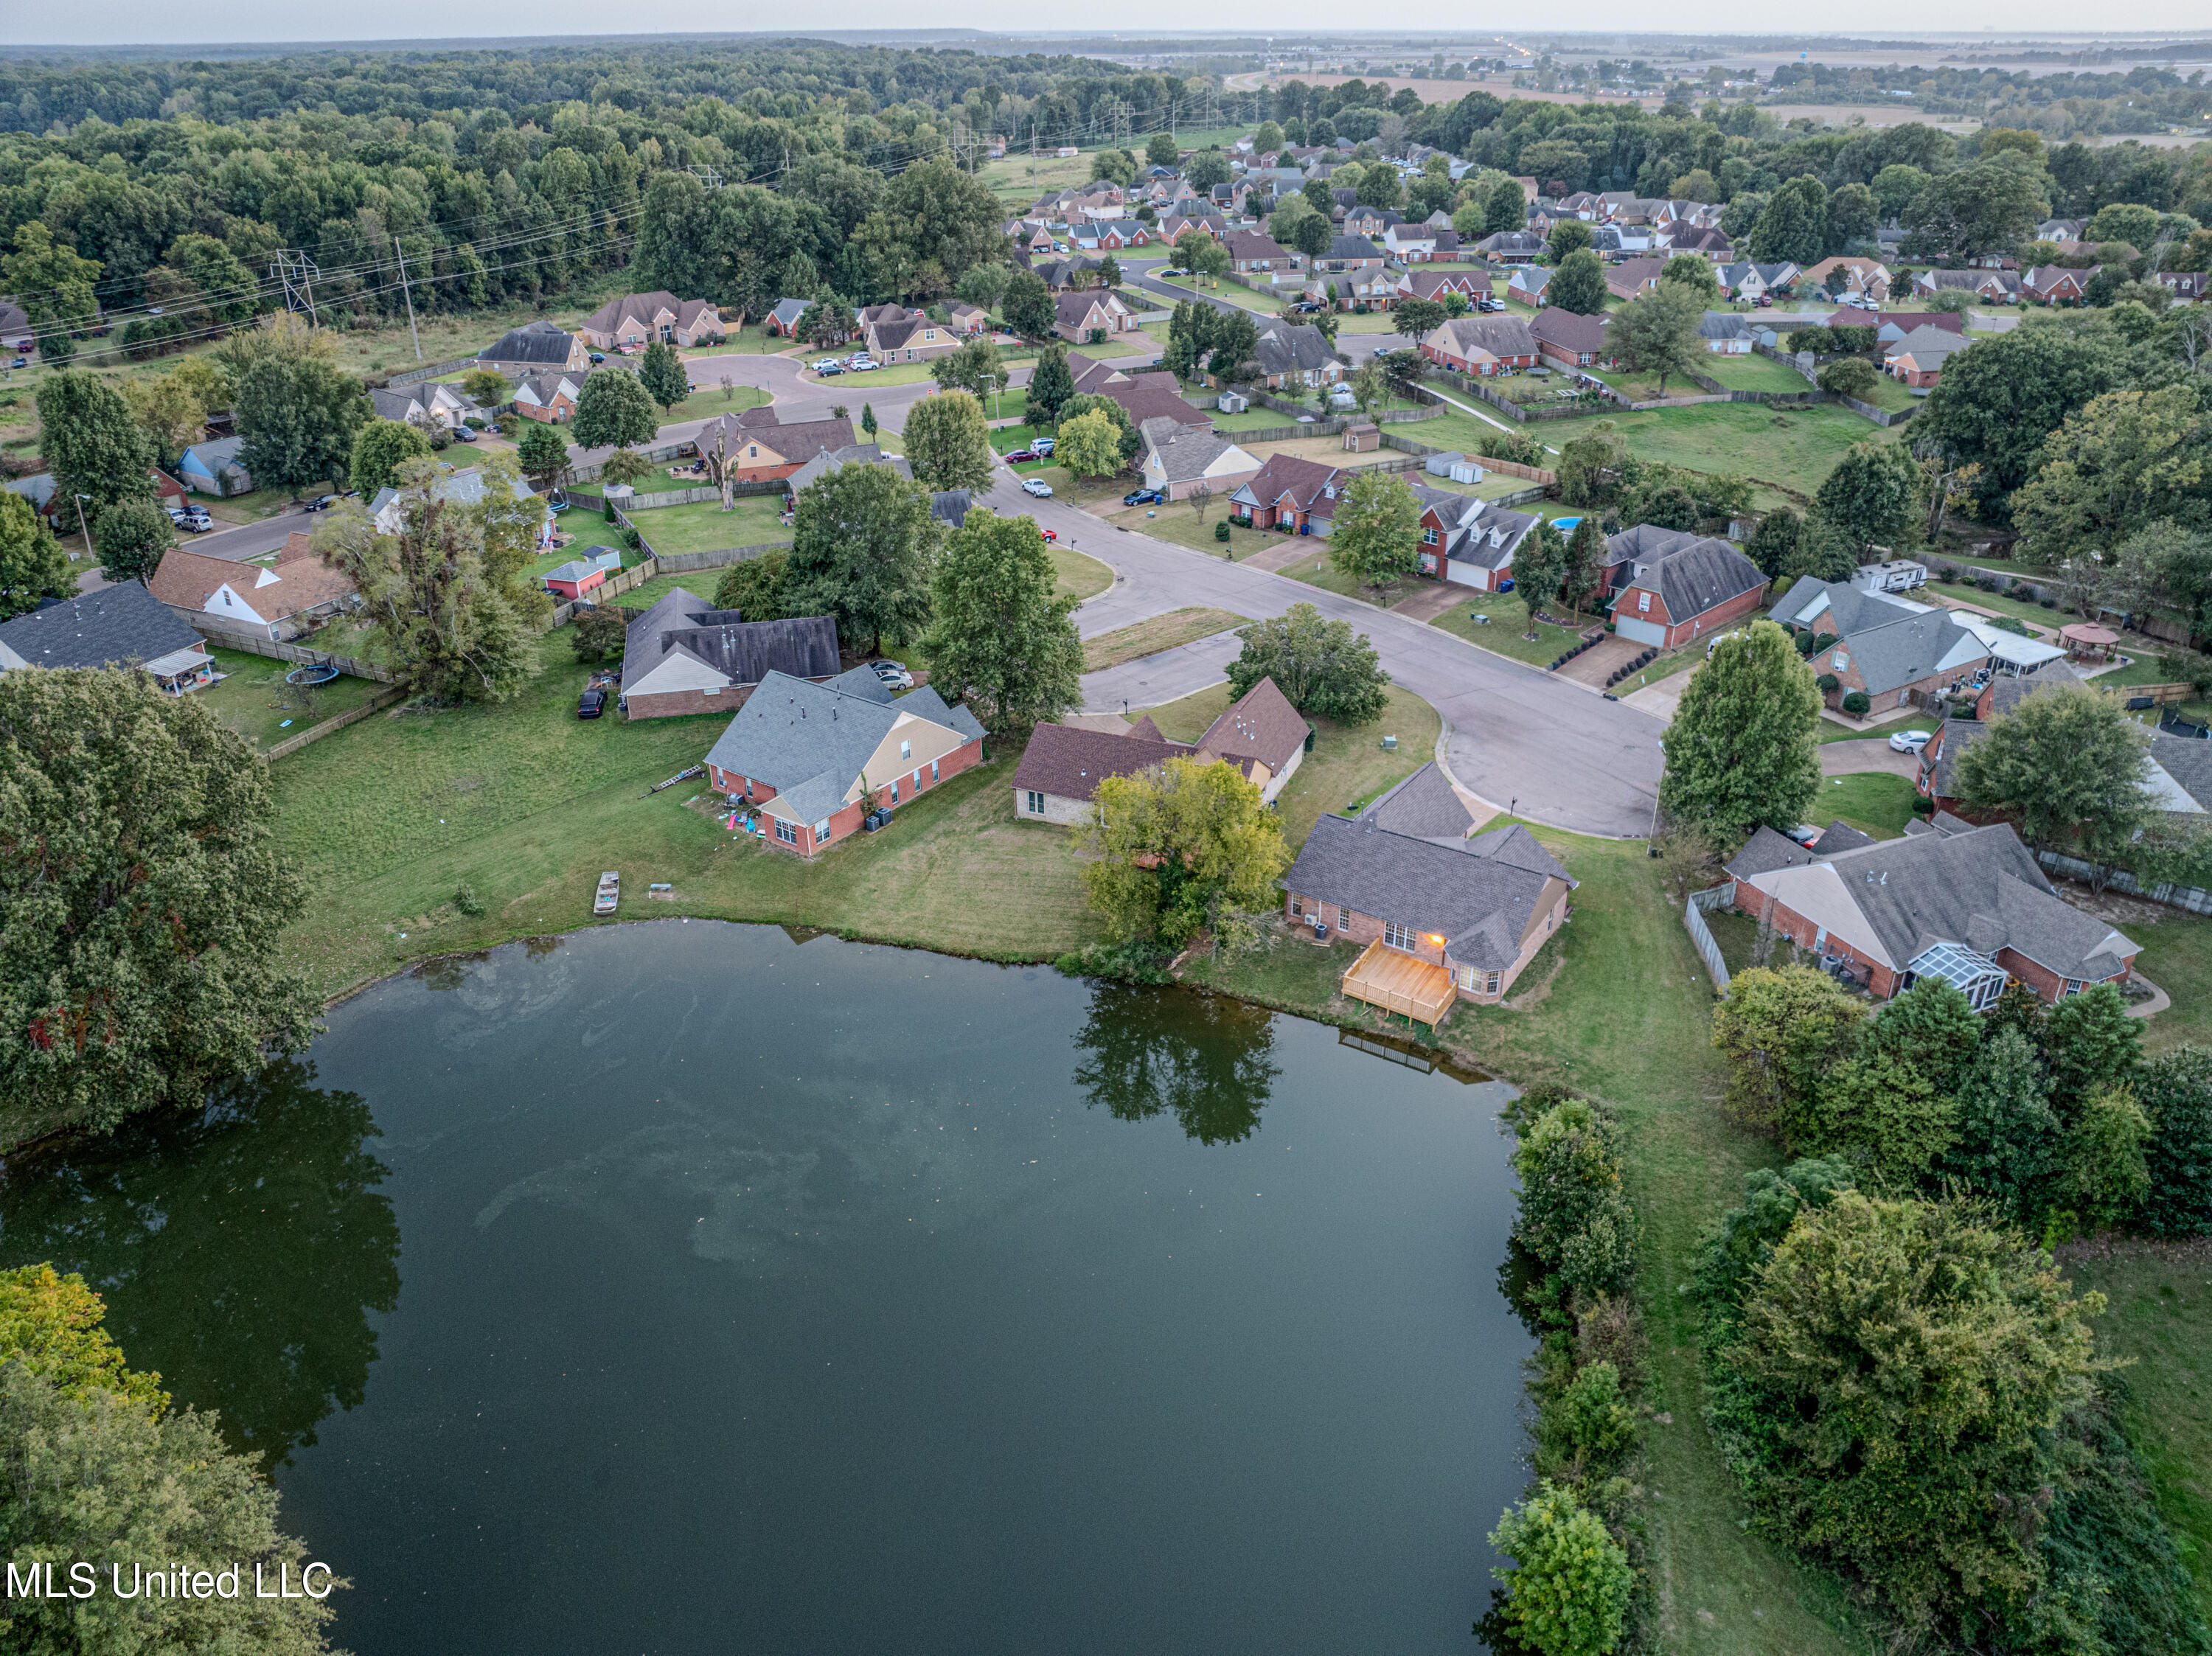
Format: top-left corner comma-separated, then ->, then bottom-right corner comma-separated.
1841,689 -> 1870,716
1817,672 -> 1840,692
1817,355 -> 1879,399
571,604 -> 627,663
2039,597 -> 2056,608
1537,1359 -> 1641,1474
453,883 -> 485,916
1485,1483 -> 1635,1656
1511,1099 -> 1638,1301
1213,519 -> 1231,542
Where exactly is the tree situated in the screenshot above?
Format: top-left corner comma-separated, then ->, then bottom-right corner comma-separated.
460,366 -> 510,408
1512,1097 -> 1640,1298
1816,355 -> 1878,399
1826,182 -> 1879,252
902,391 -> 995,493
1027,340 -> 1075,425
1902,163 -> 2047,264
955,262 -> 1012,314
348,417 -> 432,496
1082,756 -> 1292,947
1916,325 -> 2133,526
1253,120 -> 1283,154
1872,164 -> 1931,223
1054,408 -> 1124,481
599,448 -> 655,490
1326,471 -> 1422,592
850,155 -> 1009,299
637,341 -> 688,411
2043,981 -> 2144,1116
1804,1051 -> 1958,1183
784,460 -> 938,654
931,335 -> 1006,403
1486,174 -> 1527,235
1610,284 -> 1704,395
37,372 -> 155,525
1548,248 -> 1608,316
2011,385 -> 2206,557
1711,964 -> 1865,1134
1512,518 -> 1571,628
1719,1193 -> 2101,1627
120,370 -> 209,467
1391,296 -> 1447,346
569,366 -> 659,451
924,509 -> 1083,731
713,547 -> 789,622
1096,254 -> 1122,290
1659,251 -> 1721,302
234,357 -> 372,495
1557,421 -> 1629,507
0,490 -> 72,619
1225,602 -> 1388,724
1953,682 -> 2155,853
2062,1084 -> 2153,1234
1485,1483 -> 1634,1656
1183,149 -> 1231,193
309,465 -> 537,705
0,669 -> 318,1149
514,420 -> 571,493
1744,507 -> 1802,581
1289,204 -> 1336,262
2138,1046 -> 2212,1237
798,297 -> 857,347
1,221 -> 102,366
1812,439 -> 1927,557
91,497 -> 175,585
1206,309 -> 1258,380
1661,621 -> 1823,841
1145,131 -> 1180,170
1945,1026 -> 2064,1222
1547,219 -> 1594,262
1559,512 -> 1609,616
1749,175 -> 1829,267
861,403 -> 877,439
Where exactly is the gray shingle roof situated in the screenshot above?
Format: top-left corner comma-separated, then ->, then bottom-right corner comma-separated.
1252,321 -> 1337,379
619,586 -> 841,698
1360,762 -> 1477,843
479,319 -> 580,365
1698,311 -> 1752,341
0,580 -> 206,672
1141,418 -> 1246,486
783,443 -> 911,494
1619,534 -> 1766,626
1769,577 -> 1987,698
704,671 -> 984,811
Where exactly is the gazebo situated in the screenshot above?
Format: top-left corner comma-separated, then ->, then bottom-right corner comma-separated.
2059,622 -> 2121,662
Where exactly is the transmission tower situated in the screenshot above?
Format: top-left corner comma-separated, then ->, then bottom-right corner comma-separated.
269,251 -> 321,327
689,164 -> 725,190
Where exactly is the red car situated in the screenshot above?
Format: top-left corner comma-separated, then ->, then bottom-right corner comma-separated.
1004,448 -> 1038,464
1038,527 -> 1058,543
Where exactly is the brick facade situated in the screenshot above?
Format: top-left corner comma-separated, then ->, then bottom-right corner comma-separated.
710,735 -> 984,856
1279,886 -> 1570,1004
1613,577 -> 1767,650
626,683 -> 762,721
1729,879 -> 1902,998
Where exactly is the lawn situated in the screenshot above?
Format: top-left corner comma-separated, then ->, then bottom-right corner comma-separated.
198,647 -> 388,751
802,361 -> 944,388
679,324 -> 794,358
262,632 -> 1099,1001
1083,606 -> 1249,673
199,487 -> 313,525
1921,579 -> 2067,637
625,496 -> 790,557
1808,770 -> 1918,837
1695,351 -> 1819,395
644,381 -> 768,426
1427,591 -> 1603,668
1180,831 -> 1865,1656
1048,543 -> 1115,602
1610,400 -> 1898,501
1107,493 -> 1275,560
1141,682 -> 1440,849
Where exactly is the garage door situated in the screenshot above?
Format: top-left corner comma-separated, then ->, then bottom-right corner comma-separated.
1615,614 -> 1666,647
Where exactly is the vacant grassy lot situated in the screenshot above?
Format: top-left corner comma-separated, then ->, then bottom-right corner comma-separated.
647,380 -> 768,426
1141,681 -> 1439,849
1921,579 -> 2067,637
1427,591 -> 1602,668
199,647 -> 389,751
627,496 -> 790,557
1612,400 -> 1896,501
1083,606 -> 1248,672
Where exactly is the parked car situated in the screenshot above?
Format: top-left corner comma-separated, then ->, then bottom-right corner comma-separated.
1122,487 -> 1164,506
577,688 -> 607,720
870,659 -> 913,689
1021,478 -> 1054,498
588,351 -> 606,364
304,493 -> 346,512
813,358 -> 844,374
1038,527 -> 1058,543
1004,448 -> 1038,464
1888,728 -> 1935,754
450,425 -> 478,442
1031,436 -> 1056,456
846,355 -> 877,372
7,358 -> 24,370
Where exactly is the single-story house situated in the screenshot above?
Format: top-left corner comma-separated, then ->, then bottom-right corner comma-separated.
1769,573 -> 1991,714
1918,663 -> 2084,815
477,319 -> 591,377
1395,268 -> 1491,305
1725,815 -> 2137,1006
1529,306 -> 1613,368
617,586 -> 842,720
703,667 -> 987,855
2022,266 -> 2090,305
1417,488 -> 1539,591
511,370 -> 583,424
1800,257 -> 1891,302
763,299 -> 813,338
1663,226 -> 1733,262
1315,235 -> 1387,276
1505,266 -> 1553,307
1229,453 -> 1349,535
1698,310 -> 1754,353
1190,676 -> 1310,802
1913,268 -> 2020,303
1422,315 -> 1540,377
782,443 -> 912,495
179,436 -> 251,498
695,407 -> 858,483
1013,718 -> 1200,823
1053,289 -> 1138,344
0,579 -> 215,695
1093,381 -> 1214,431
1284,762 -> 1577,1018
1251,321 -> 1343,389
1475,232 -> 1547,265
1161,214 -> 1228,243
1588,225 -> 1652,257
1715,261 -> 1798,302
1884,323 -> 1974,388
1830,310 -> 1964,344
369,462 -> 547,539
1138,417 -> 1261,503
1605,258 -> 1668,302
1607,526 -> 1770,649
543,549 -> 625,600
945,302 -> 990,334
579,292 -> 726,349
1224,231 -> 1295,274
861,304 -> 967,363
147,532 -> 360,641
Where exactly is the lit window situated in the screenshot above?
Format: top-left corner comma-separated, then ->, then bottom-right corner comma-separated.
1026,790 -> 1045,814
1637,591 -> 1652,611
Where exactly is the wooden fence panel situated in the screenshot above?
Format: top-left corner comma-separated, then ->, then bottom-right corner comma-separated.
262,686 -> 408,759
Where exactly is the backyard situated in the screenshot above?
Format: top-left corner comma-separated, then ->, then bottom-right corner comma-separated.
197,647 -> 389,750
1611,400 -> 1900,504
625,495 -> 790,557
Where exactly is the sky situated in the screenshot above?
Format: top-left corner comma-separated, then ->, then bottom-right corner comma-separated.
8,9 -> 2209,50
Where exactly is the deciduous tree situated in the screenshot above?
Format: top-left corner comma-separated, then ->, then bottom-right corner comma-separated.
1749,175 -> 1829,267
1952,682 -> 2154,853
1548,248 -> 1608,316
637,341 -> 688,411
1326,470 -> 1422,591
1658,251 -> 1720,302
1710,964 -> 1865,1133
568,366 -> 658,450
712,547 -> 789,622
1610,283 -> 1705,395
120,371 -> 209,467
2138,1046 -> 2212,1237
1054,407 -> 1124,481
348,417 -> 432,496
0,490 -> 72,619
2011,384 -> 2207,557
1485,1483 -> 1634,1656
1902,163 -> 2048,264
514,420 -> 571,493
1,221 -> 101,366
37,372 -> 155,523
1225,602 -> 1388,724
1812,438 -> 1927,556
1660,621 -> 1823,841
460,366 -> 511,408
1026,339 -> 1074,424
784,460 -> 938,654
1082,757 -> 1291,947
234,356 -> 372,494
923,509 -> 1083,731
902,390 -> 996,493
1547,219 -> 1593,261
91,497 -> 175,585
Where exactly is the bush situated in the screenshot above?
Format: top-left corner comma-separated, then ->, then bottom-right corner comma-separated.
1537,1359 -> 1640,1474
1816,355 -> 1878,399
1817,672 -> 1840,692
453,883 -> 484,916
2039,597 -> 2056,608
571,604 -> 627,663
1213,519 -> 1231,542
1484,1483 -> 1635,1656
1511,1099 -> 1639,1301
1841,689 -> 1870,716
1979,575 -> 2002,592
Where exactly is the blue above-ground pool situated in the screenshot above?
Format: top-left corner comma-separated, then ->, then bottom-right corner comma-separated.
1551,516 -> 1582,534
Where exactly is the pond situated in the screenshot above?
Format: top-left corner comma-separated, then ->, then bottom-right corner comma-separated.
1,922 -> 1532,1655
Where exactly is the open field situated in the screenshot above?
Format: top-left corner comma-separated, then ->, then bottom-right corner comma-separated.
625,496 -> 790,557
1613,400 -> 1897,501
1082,606 -> 1248,673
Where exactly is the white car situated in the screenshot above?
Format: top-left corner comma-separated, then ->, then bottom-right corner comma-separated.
846,355 -> 876,371
1888,728 -> 1935,754
1021,478 -> 1054,498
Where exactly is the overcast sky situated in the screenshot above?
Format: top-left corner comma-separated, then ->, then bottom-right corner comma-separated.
11,8 -> 2209,51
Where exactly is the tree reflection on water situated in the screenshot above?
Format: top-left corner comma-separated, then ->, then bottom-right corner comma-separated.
0,1058 -> 402,1467
1071,984 -> 1283,1146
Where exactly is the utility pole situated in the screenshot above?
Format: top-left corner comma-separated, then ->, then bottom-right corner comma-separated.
74,493 -> 92,562
392,235 -> 422,360
270,250 -> 321,327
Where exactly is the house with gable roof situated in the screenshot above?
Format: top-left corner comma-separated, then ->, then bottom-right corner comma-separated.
0,580 -> 217,695
1529,306 -> 1613,369
1769,574 -> 1992,714
1138,418 -> 1261,502
1011,677 -> 1310,823
1606,526 -> 1770,649
694,407 -> 858,483
476,319 -> 591,377
148,531 -> 361,640
1228,453 -> 1350,535
860,303 -> 967,363
1884,324 -> 1975,388
617,586 -> 842,720
1422,315 -> 1540,376
1052,289 -> 1138,344
1413,487 -> 1540,591
703,667 -> 986,854
578,291 -> 726,350
1251,321 -> 1343,390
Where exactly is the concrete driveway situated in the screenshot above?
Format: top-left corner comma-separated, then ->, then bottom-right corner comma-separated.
1082,631 -> 1244,714
1821,738 -> 1924,779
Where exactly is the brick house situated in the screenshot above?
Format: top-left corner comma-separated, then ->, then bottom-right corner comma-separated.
2022,266 -> 2089,305
578,292 -> 727,349
1315,234 -> 1387,277
860,304 -> 966,364
1228,453 -> 1350,535
1284,764 -> 1576,1017
1698,311 -> 1754,353
1394,268 -> 1492,304
1474,231 -> 1547,265
1913,268 -> 2020,303
1798,257 -> 1891,303
616,587 -> 842,720
694,408 -> 858,483
476,319 -> 591,378
1768,573 -> 1991,714
1012,678 -> 1309,822
147,532 -> 361,641
1052,289 -> 1138,343
1607,526 -> 1769,649
1506,266 -> 1552,307
1251,321 -> 1343,390
510,370 -> 583,424
1724,815 -> 2138,1006
1604,258 -> 1667,302
1415,488 -> 1540,591
1224,231 -> 1295,274
1422,315 -> 1540,376
1529,306 -> 1612,368
703,668 -> 987,855
1883,324 -> 1975,389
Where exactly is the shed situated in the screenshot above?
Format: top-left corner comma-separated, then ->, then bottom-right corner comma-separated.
1341,422 -> 1380,453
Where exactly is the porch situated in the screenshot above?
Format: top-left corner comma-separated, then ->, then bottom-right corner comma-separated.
1340,937 -> 1456,1031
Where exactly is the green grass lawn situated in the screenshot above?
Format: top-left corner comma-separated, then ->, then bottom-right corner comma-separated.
1808,770 -> 1918,837
648,381 -> 768,426
1048,543 -> 1114,602
626,496 -> 790,557
1108,494 -> 1274,560
1610,400 -> 1899,501
1427,591 -> 1603,668
1697,351 -> 1821,394
1141,683 -> 1439,850
1922,578 -> 2067,636
198,647 -> 388,751
201,487 -> 310,525
1181,831 -> 1863,1656
803,360 -> 944,388
1083,607 -> 1249,674
681,324 -> 793,358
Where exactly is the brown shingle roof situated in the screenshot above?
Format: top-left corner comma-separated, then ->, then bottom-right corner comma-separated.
147,535 -> 357,621
1198,677 -> 1307,773
1012,723 -> 1197,803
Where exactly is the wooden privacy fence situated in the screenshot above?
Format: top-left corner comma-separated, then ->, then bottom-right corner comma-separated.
189,624 -> 400,683
1684,886 -> 1733,995
547,537 -> 787,626
2038,849 -> 2212,918
262,686 -> 408,759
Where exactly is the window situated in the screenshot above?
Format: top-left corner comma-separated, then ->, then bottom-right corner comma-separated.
931,759 -> 940,782
900,740 -> 912,761
1383,922 -> 1416,951
775,818 -> 797,844
1026,790 -> 1046,815
1422,526 -> 1439,545
1336,908 -> 1350,933
889,782 -> 900,804
1290,900 -> 1304,918
1637,591 -> 1652,612
913,768 -> 923,789
2062,978 -> 2084,996
1485,972 -> 1502,995
1456,965 -> 1475,989
814,819 -> 830,842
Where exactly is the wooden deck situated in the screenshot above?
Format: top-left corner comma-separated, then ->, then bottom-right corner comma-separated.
1340,937 -> 1457,1029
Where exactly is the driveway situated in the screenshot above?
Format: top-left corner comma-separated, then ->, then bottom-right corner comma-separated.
975,456 -> 1665,838
1082,631 -> 1245,714
1821,739 -> 1923,779
1557,634 -> 1642,689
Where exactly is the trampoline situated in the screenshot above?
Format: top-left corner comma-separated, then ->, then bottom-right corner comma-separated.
285,662 -> 341,686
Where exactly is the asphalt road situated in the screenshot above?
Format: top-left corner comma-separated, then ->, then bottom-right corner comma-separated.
981,459 -> 1664,839
180,508 -> 321,563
